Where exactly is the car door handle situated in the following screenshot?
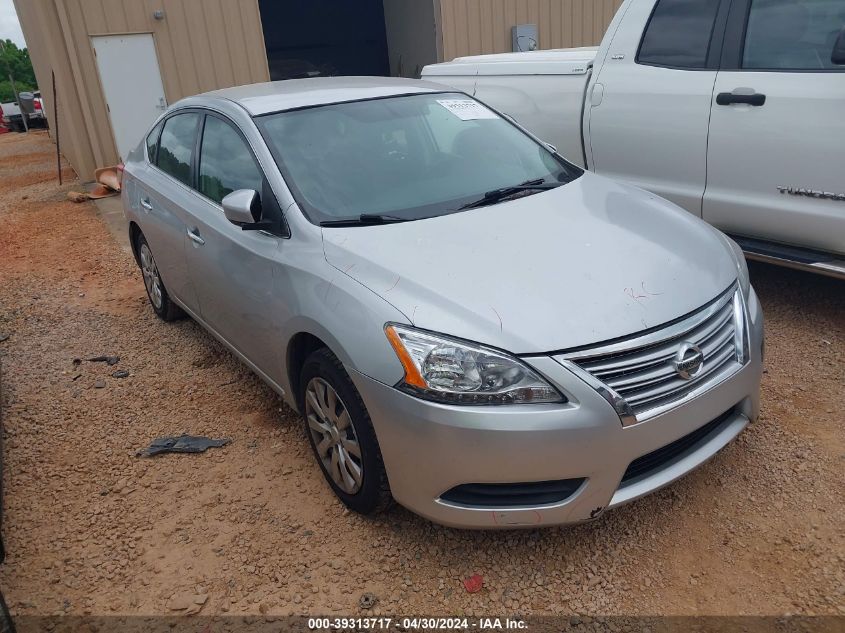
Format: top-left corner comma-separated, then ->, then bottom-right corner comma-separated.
140,198 -> 153,211
187,228 -> 205,246
716,92 -> 766,107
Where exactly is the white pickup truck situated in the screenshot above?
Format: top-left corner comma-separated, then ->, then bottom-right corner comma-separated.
423,0 -> 845,278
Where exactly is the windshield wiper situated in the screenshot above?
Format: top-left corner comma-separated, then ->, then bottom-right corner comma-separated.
457,178 -> 562,211
320,214 -> 411,227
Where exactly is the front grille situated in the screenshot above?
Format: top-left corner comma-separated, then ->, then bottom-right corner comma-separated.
566,285 -> 742,418
620,408 -> 735,486
440,478 -> 585,508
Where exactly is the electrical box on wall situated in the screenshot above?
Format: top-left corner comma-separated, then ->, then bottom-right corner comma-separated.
512,24 -> 538,52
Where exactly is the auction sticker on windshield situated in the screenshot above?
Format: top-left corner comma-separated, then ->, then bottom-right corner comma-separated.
437,99 -> 499,121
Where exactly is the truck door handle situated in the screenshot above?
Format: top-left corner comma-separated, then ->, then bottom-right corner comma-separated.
716,92 -> 766,107
187,228 -> 205,246
140,198 -> 153,211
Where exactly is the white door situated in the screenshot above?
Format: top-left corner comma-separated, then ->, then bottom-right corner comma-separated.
92,34 -> 167,162
704,0 -> 845,255
586,0 -> 724,215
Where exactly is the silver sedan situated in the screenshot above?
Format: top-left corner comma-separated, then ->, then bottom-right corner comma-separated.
122,77 -> 763,528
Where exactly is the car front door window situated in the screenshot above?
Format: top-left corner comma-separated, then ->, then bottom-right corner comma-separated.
198,115 -> 264,204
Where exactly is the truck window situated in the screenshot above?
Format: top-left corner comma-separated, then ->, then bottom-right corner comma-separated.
638,0 -> 723,69
743,0 -> 845,70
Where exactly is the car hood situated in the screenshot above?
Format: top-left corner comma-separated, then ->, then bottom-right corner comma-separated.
322,172 -> 737,354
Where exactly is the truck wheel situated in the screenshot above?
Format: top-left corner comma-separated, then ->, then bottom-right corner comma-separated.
135,233 -> 183,322
300,348 -> 391,515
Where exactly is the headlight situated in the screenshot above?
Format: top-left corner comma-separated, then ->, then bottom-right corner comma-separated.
723,235 -> 750,296
721,236 -> 751,363
384,324 -> 564,405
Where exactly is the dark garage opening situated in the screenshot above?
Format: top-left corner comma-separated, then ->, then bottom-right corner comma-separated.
258,0 -> 390,80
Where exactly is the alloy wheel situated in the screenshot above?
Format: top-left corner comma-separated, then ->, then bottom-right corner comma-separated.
304,377 -> 364,494
139,243 -> 163,310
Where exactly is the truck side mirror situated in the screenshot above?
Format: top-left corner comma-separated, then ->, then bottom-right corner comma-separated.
832,26 -> 845,65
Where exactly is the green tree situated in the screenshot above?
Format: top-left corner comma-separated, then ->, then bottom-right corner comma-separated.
0,40 -> 37,103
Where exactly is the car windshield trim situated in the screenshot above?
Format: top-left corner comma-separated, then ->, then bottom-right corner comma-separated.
320,214 -> 412,227
254,92 -> 583,227
457,179 -> 564,211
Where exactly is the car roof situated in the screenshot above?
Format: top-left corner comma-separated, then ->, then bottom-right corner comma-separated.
201,77 -> 453,116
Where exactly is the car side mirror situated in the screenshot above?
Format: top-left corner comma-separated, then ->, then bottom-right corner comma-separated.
832,26 -> 845,65
222,189 -> 261,226
223,189 -> 279,233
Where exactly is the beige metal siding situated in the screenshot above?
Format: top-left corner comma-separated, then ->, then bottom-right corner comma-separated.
439,0 -> 624,61
12,0 -> 100,180
13,0 -> 269,180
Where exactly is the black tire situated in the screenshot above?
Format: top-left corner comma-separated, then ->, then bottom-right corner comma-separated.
300,348 -> 391,515
135,232 -> 184,322
0,588 -> 14,633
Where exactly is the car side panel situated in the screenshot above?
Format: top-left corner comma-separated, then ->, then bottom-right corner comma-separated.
183,191 -> 286,379
131,162 -> 198,311
271,231 -> 408,408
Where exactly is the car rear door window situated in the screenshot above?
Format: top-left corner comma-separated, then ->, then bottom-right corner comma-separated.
638,0 -> 723,68
743,0 -> 845,70
198,116 -> 263,204
145,120 -> 163,163
156,113 -> 200,187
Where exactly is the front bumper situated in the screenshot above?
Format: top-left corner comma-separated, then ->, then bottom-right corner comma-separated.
351,288 -> 764,529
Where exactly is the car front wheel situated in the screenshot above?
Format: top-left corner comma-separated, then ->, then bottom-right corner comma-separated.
300,348 -> 391,515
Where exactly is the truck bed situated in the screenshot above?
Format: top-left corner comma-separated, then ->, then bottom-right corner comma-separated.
422,48 -> 597,167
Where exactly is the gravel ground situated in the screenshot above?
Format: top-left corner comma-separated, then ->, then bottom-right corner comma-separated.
0,131 -> 842,618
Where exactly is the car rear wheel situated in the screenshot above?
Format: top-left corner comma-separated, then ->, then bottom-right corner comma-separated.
136,233 -> 183,322
300,348 -> 391,515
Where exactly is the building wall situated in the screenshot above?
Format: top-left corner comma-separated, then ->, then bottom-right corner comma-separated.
383,0 -> 439,78
13,0 -> 270,180
438,0 -> 625,61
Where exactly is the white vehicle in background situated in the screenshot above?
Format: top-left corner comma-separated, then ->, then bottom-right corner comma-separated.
0,100 -> 24,132
28,91 -> 48,127
423,0 -> 845,279
0,91 -> 47,132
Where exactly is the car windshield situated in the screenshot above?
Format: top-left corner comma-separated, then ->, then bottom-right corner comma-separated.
255,92 -> 582,225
